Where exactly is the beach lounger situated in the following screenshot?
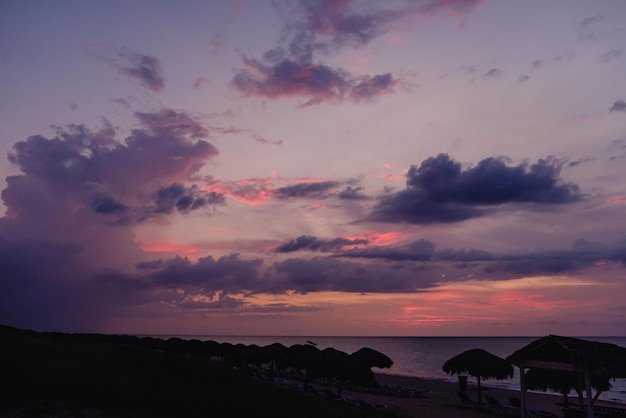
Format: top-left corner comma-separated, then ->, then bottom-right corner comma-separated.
485,395 -> 520,416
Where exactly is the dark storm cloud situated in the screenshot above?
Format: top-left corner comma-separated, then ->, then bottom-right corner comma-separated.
336,236 -> 626,278
97,254 -> 266,300
610,100 -> 626,112
339,238 -> 437,261
275,181 -> 339,198
482,246 -> 600,276
231,0 -> 481,106
274,235 -> 368,253
136,259 -> 163,271
608,238 -> 626,264
369,154 -> 583,224
0,108 -> 229,329
0,238 -> 87,330
92,196 -> 129,214
95,251 -> 442,298
5,110 -> 222,225
144,254 -> 264,291
270,257 -> 437,294
87,234 -> 626,308
117,49 -> 165,92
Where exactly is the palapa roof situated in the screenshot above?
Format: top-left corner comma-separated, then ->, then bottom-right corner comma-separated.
443,348 -> 514,380
507,335 -> 626,378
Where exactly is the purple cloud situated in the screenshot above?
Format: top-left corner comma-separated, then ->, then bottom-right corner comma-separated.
275,181 -> 340,199
0,109 -> 243,332
338,186 -> 369,200
4,109 -> 221,227
152,183 -> 224,215
369,154 -> 583,224
231,0 -> 481,106
335,237 -> 622,278
233,56 -> 397,107
288,0 -> 482,52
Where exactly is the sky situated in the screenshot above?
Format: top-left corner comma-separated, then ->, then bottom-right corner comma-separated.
1,0 -> 626,337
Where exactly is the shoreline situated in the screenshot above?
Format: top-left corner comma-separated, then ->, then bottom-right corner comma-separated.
328,372 -> 625,418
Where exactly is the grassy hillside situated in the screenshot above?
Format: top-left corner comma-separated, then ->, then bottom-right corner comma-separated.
0,325 -> 399,417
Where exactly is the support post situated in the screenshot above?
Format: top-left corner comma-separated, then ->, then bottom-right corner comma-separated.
585,371 -> 593,418
520,366 -> 527,418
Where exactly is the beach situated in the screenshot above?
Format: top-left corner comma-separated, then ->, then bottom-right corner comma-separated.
331,373 -> 620,418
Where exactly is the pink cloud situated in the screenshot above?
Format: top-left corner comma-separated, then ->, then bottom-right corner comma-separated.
347,230 -> 412,247
204,177 -> 275,205
606,194 -> 626,205
193,76 -> 209,90
383,34 -> 407,45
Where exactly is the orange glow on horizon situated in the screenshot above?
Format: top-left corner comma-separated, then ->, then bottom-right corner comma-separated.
203,180 -> 273,206
383,275 -> 607,330
139,241 -> 202,254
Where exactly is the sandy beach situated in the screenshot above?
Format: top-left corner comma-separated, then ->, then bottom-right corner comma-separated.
326,373 -> 624,418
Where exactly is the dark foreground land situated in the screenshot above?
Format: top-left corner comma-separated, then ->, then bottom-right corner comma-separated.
0,325 -> 399,418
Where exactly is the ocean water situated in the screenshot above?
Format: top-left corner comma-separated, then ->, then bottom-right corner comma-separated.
166,335 -> 626,404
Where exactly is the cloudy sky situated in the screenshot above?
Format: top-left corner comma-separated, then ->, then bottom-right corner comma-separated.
1,0 -> 626,336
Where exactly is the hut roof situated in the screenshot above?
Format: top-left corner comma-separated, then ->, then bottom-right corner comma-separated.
507,335 -> 626,378
443,348 -> 513,380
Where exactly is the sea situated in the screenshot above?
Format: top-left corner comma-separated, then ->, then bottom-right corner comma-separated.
159,335 -> 626,404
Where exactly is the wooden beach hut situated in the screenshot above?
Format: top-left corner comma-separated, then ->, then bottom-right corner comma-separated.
507,335 -> 626,418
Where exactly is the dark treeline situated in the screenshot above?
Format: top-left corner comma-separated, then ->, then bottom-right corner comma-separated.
0,325 -> 398,418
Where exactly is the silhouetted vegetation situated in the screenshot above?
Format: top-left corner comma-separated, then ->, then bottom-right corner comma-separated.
0,325 -> 399,417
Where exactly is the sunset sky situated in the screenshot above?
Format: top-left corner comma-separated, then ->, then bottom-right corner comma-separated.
1,0 -> 626,336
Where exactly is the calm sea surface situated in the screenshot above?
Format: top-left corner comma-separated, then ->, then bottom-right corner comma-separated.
161,335 -> 626,404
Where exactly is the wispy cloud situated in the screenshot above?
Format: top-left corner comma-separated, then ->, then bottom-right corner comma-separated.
116,49 -> 165,92
610,100 -> 626,112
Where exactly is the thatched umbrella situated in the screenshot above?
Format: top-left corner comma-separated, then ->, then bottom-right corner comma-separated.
262,342 -> 289,381
443,348 -> 513,409
286,343 -> 321,391
351,347 -> 393,369
316,347 -> 353,396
